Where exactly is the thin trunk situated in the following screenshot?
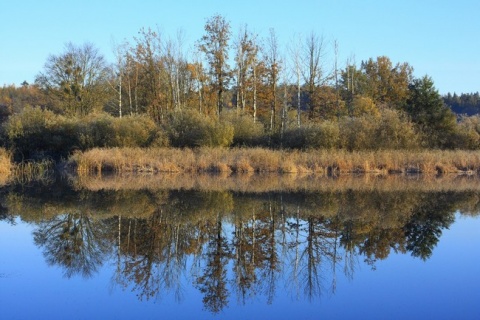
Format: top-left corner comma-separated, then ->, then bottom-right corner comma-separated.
334,40 -> 339,119
118,72 -> 122,118
134,63 -> 139,114
297,70 -> 301,127
127,70 -> 133,115
175,64 -> 181,110
281,84 -> 287,142
253,61 -> 257,123
236,66 -> 241,110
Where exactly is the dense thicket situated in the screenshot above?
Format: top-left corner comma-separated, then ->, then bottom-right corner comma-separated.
1,14 -> 479,161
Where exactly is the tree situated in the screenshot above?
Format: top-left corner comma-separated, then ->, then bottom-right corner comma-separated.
359,56 -> 413,108
109,39 -> 130,118
264,28 -> 281,130
131,27 -> 165,121
303,32 -> 327,120
288,34 -> 303,127
233,25 -> 258,113
35,42 -> 111,116
198,15 -> 231,115
405,76 -> 457,148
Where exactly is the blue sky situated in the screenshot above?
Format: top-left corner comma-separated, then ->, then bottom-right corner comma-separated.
1,0 -> 479,94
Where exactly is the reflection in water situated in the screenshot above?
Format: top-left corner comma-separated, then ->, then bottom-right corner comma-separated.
33,211 -> 110,278
3,177 -> 480,314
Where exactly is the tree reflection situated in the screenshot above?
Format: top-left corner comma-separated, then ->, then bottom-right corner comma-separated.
404,193 -> 456,260
194,213 -> 230,313
33,210 -> 110,278
14,186 -> 478,313
110,210 -> 192,301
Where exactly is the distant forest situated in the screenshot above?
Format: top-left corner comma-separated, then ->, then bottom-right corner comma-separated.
444,92 -> 480,116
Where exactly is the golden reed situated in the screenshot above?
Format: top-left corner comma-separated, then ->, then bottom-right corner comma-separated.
70,147 -> 480,176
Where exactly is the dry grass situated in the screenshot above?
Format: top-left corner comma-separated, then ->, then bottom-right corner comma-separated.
70,147 -> 480,176
0,148 -> 13,185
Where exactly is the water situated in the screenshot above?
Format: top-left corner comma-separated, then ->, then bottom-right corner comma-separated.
1,175 -> 479,319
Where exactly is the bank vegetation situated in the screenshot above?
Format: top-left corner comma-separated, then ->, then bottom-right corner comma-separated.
71,147 -> 480,175
1,14 -> 480,180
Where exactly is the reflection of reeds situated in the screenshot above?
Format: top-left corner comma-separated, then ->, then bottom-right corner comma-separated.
73,172 -> 480,193
0,148 -> 55,185
11,160 -> 54,184
70,147 -> 480,176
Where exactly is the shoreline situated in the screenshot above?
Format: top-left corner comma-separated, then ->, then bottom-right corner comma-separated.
69,147 -> 480,176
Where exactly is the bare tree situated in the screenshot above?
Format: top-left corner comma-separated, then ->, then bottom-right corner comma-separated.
110,39 -> 131,118
302,32 -> 327,119
289,33 -> 303,127
234,25 -> 258,112
198,14 -> 231,115
35,42 -> 110,116
264,28 -> 281,130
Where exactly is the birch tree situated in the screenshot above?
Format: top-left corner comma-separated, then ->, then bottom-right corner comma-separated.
289,34 -> 303,127
198,15 -> 231,115
264,28 -> 281,130
303,32 -> 327,119
233,26 -> 258,112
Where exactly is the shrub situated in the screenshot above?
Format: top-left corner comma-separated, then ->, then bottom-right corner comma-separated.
339,116 -> 376,151
282,121 -> 340,150
374,108 -> 419,150
77,113 -> 114,149
110,115 -> 159,147
3,106 -> 77,160
305,121 -> 340,149
450,116 -> 480,149
165,109 -> 233,148
339,108 -> 420,151
222,111 -> 265,147
3,109 -> 165,160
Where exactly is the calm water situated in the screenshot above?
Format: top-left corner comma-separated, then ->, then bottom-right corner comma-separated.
1,175 -> 479,319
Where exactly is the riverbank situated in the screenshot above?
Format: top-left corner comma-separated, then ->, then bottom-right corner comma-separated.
69,147 -> 480,175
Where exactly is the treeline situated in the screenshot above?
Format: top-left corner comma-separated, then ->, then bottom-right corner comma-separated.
444,92 -> 480,116
1,14 -> 480,161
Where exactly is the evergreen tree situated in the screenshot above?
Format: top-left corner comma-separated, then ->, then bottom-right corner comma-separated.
405,76 -> 457,148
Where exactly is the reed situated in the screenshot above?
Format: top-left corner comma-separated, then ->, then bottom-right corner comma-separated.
69,147 -> 480,176
0,148 -> 13,185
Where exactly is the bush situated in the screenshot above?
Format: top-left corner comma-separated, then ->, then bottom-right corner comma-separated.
374,108 -> 419,150
77,113 -> 114,149
282,121 -> 340,150
339,116 -> 376,151
3,106 -> 78,160
339,108 -> 419,151
165,109 -> 233,148
110,115 -> 159,147
3,109 -> 165,160
447,116 -> 480,150
77,113 -> 162,149
222,111 -> 265,147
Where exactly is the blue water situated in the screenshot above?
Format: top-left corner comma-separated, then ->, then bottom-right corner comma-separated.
1,211 -> 479,320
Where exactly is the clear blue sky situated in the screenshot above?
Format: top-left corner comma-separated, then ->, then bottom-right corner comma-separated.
1,0 -> 479,94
